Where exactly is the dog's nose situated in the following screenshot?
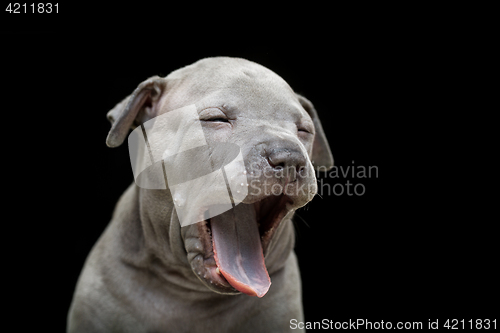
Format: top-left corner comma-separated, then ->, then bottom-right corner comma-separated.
267,148 -> 307,181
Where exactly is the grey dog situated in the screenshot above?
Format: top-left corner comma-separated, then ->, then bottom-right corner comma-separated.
67,57 -> 333,332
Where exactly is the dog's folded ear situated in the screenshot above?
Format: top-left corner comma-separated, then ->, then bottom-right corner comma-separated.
106,76 -> 166,148
296,94 -> 334,171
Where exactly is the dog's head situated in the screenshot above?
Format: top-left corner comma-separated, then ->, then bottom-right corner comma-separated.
106,57 -> 333,297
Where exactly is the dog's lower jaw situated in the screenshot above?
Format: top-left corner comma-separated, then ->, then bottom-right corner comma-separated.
185,197 -> 297,296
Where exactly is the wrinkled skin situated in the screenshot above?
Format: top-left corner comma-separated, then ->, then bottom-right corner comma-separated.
67,57 -> 333,333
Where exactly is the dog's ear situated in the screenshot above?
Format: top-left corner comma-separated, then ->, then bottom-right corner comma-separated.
296,94 -> 334,171
106,76 -> 166,148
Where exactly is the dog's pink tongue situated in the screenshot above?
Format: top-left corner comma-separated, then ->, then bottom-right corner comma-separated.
211,204 -> 271,298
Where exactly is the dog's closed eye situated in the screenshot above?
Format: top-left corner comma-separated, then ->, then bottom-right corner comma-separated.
200,108 -> 230,123
206,117 -> 229,123
297,121 -> 315,136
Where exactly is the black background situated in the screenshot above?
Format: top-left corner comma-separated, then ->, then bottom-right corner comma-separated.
2,9 -> 496,332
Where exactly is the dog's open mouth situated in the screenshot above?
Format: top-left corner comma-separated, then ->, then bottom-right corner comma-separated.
197,194 -> 292,297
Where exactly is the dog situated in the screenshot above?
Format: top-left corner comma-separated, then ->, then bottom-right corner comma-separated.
67,57 -> 333,332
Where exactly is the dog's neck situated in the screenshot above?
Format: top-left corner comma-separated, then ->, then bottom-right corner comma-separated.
113,183 -> 296,295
